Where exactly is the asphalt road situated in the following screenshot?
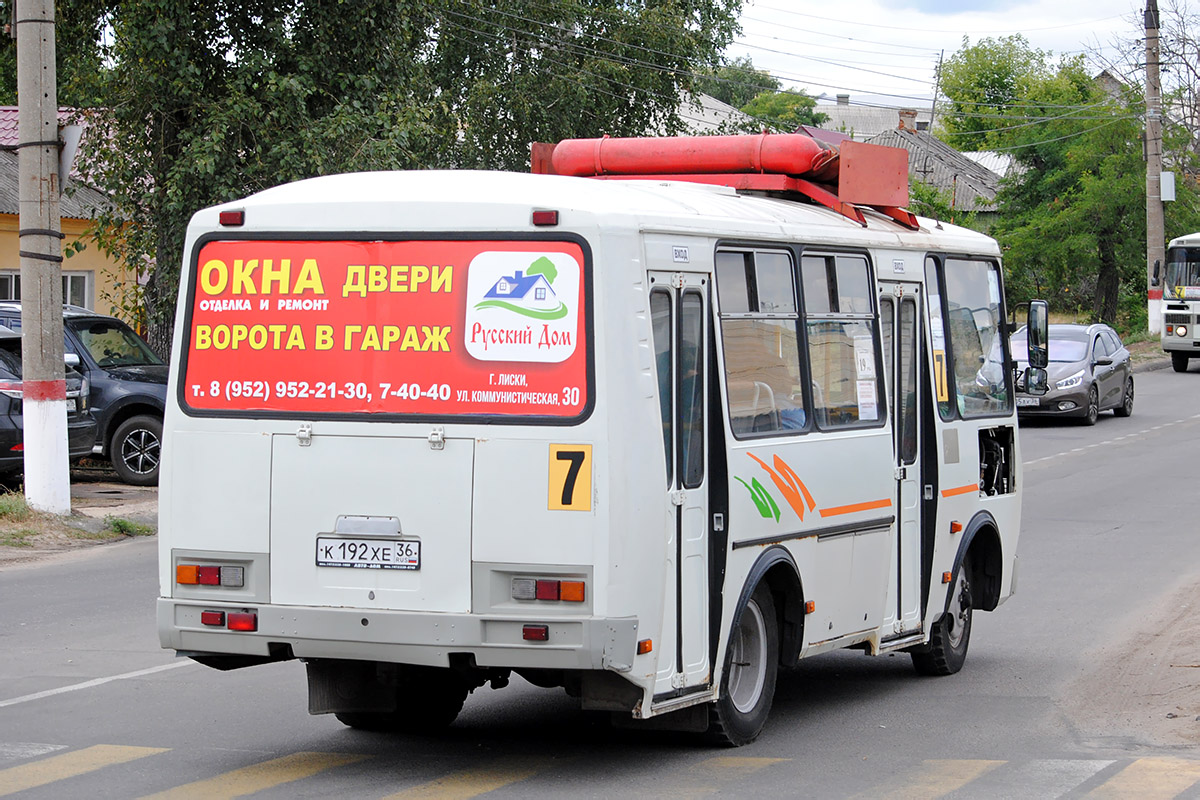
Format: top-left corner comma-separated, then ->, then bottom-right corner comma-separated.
3,366 -> 1200,798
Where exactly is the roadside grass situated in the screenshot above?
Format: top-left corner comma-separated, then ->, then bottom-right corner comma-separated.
105,516 -> 155,537
0,489 -> 156,554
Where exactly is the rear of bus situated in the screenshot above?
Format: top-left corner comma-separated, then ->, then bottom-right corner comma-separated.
156,171 -> 658,729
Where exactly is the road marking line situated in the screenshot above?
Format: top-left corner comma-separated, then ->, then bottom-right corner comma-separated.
633,756 -> 791,798
0,744 -> 167,797
1086,757 -> 1200,798
865,759 -> 1004,799
139,751 -> 369,799
381,757 -> 553,800
0,660 -> 196,709
1024,413 -> 1200,467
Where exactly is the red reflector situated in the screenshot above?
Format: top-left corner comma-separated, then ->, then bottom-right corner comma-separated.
200,610 -> 225,627
219,210 -> 245,226
531,210 -> 559,226
522,624 -> 549,641
197,566 -> 221,585
9,443 -> 22,452
535,579 -> 560,600
227,611 -> 257,631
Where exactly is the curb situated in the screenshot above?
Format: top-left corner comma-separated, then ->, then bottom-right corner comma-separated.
1134,357 -> 1172,373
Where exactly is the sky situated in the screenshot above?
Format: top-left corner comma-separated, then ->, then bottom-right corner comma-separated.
725,0 -> 1146,108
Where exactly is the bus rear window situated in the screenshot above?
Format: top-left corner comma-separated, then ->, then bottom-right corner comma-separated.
182,238 -> 589,419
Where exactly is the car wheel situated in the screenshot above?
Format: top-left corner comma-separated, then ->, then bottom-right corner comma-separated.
1081,386 -> 1099,426
110,414 -> 162,486
1172,352 -> 1189,373
1113,377 -> 1134,417
709,583 -> 779,746
912,557 -> 973,676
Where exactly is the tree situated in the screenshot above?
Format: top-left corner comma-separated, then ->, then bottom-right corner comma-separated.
695,55 -> 780,108
739,90 -> 828,132
14,0 -> 743,353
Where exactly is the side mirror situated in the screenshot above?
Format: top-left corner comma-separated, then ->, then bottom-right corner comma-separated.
1025,367 -> 1049,396
64,353 -> 81,368
1027,299 -> 1049,370
1152,259 -> 1161,288
1095,357 -> 1113,367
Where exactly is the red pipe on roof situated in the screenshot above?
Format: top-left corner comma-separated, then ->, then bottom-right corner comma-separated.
544,133 -> 841,184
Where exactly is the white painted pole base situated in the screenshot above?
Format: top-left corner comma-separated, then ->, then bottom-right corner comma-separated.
22,398 -> 71,514
1149,298 -> 1163,336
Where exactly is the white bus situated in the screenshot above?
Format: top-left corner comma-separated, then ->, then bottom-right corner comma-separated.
158,134 -> 1047,745
1161,231 -> 1200,372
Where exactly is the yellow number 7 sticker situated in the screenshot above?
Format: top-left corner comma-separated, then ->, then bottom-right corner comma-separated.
548,444 -> 592,511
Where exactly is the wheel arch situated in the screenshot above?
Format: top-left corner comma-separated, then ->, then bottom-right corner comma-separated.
732,546 -> 805,667
950,511 -> 1003,613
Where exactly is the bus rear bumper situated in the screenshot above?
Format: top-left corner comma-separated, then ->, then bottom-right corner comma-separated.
157,599 -> 640,673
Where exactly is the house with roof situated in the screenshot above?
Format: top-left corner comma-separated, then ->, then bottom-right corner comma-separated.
0,107 -> 133,317
485,270 -> 558,311
866,110 -> 1003,219
814,94 -> 933,142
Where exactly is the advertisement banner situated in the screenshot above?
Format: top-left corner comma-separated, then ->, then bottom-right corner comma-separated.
183,238 -> 588,417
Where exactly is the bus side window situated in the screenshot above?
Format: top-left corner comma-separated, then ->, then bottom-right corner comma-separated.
800,253 -> 882,429
716,249 -> 806,437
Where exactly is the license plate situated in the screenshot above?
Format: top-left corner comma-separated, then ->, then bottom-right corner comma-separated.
1016,397 -> 1039,407
316,537 -> 420,570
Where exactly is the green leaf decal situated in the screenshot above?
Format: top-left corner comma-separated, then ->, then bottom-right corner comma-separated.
527,256 -> 558,285
736,477 -> 780,522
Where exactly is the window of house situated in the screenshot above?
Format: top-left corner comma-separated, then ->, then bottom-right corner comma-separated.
716,249 -> 806,437
0,270 -> 91,309
800,253 -> 882,429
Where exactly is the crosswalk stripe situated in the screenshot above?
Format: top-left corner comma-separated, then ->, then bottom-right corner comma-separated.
867,759 -> 1005,800
644,755 -> 792,798
0,744 -> 168,797
380,757 -> 554,800
950,758 -> 1116,799
1087,757 -> 1200,798
139,751 -> 369,800
0,743 -> 68,763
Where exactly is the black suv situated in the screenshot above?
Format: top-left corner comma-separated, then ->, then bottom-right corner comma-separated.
0,327 -> 97,473
0,304 -> 167,485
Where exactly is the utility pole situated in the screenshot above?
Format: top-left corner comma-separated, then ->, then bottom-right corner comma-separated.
16,0 -> 69,513
1145,0 -> 1166,336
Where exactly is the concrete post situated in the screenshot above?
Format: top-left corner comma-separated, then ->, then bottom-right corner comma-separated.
1146,0 -> 1166,336
16,0 -> 70,513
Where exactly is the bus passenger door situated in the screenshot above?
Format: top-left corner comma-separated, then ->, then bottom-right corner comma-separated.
650,272 -> 711,692
880,284 -> 923,635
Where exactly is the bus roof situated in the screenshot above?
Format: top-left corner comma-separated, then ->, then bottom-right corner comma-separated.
193,169 -> 1000,257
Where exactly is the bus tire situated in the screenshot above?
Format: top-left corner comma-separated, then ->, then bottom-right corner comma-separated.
335,667 -> 468,732
912,558 -> 973,676
1172,352 -> 1189,373
709,584 -> 778,746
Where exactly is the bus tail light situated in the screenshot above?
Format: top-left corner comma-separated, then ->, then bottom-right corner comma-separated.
200,610 -> 225,627
227,611 -> 258,631
522,624 -> 549,641
177,564 -> 246,588
511,577 -> 585,602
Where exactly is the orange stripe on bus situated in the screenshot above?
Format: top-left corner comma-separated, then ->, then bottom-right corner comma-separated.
818,498 -> 893,517
941,483 -> 978,498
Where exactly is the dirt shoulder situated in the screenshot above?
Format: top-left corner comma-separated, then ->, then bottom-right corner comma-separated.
0,461 -> 157,566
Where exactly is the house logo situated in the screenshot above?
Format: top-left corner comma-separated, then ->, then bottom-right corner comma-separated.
464,251 -> 580,363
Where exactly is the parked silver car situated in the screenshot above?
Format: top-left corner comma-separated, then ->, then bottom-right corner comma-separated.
1012,323 -> 1133,425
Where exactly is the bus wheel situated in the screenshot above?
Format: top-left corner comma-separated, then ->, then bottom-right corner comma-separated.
1172,352 -> 1189,373
912,559 -> 973,676
335,667 -> 468,732
710,584 -> 778,746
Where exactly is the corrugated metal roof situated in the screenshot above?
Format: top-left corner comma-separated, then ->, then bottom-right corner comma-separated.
867,128 -> 1001,212
0,149 -> 111,220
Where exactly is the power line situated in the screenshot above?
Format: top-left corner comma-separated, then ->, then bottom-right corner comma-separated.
750,2 -> 1128,35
